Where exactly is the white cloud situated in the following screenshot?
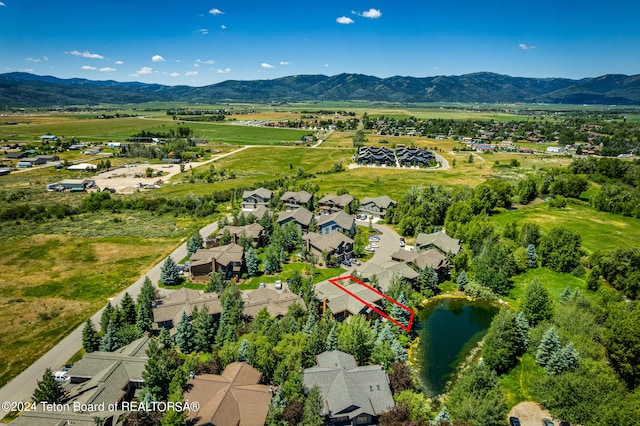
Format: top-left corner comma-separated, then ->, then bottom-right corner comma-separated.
24,68 -> 34,72
221,25 -> 226,29
0,2 -> 6,6
25,57 -> 41,63
81,65 -> 97,70
324,64 -> 330,67
43,56 -> 48,61
360,8 -> 382,18
197,59 -> 215,65
519,43 -> 536,50
115,60 -> 124,65
152,55 -> 165,62
133,66 -> 153,75
99,67 -> 116,72
261,63 -> 274,69
209,8 -> 224,15
185,71 -> 198,76
336,16 -> 354,24
217,68 -> 231,74
280,61 -> 289,65
194,63 -> 200,68
66,50 -> 104,59
197,28 -> 209,35
169,72 -> 180,77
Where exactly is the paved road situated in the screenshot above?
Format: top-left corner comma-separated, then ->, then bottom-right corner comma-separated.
0,222 -> 220,419
351,220 -> 403,272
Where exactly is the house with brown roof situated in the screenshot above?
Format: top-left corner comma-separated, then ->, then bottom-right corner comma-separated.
415,230 -> 461,255
359,195 -> 397,219
241,187 -> 273,210
189,243 -> 245,279
277,207 -> 314,232
220,222 -> 266,247
280,190 -> 313,211
303,350 -> 394,425
185,362 -> 273,426
314,279 -> 383,321
303,232 -> 354,263
317,210 -> 356,237
391,248 -> 449,280
359,260 -> 419,292
318,193 -> 355,214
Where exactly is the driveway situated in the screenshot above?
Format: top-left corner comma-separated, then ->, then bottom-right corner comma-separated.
0,222 -> 220,419
351,220 -> 403,273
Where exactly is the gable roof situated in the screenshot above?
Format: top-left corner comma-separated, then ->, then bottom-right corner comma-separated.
318,193 -> 354,207
277,207 -> 314,227
303,350 -> 393,420
242,187 -> 273,201
391,248 -> 448,271
316,210 -> 355,231
361,195 -> 397,209
303,232 -> 354,253
242,287 -> 306,318
360,261 -> 419,291
191,243 -> 245,267
153,288 -> 222,325
280,190 -> 313,204
222,222 -> 265,239
239,205 -> 270,220
415,230 -> 461,254
313,280 -> 382,316
186,362 -> 273,426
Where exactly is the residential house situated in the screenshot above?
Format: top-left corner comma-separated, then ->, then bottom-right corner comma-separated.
59,179 -> 95,191
277,207 -> 314,232
318,193 -> 355,214
360,260 -> 419,292
35,154 -> 60,162
5,152 -> 27,160
415,230 -> 461,255
21,157 -> 47,166
395,147 -> 435,167
303,350 -> 394,425
280,190 -> 313,211
241,287 -> 306,318
189,243 -> 245,279
220,222 -> 266,247
317,210 -> 356,236
391,248 -> 449,280
303,232 -> 354,263
314,279 -> 383,321
242,187 -> 273,210
238,205 -> 270,222
357,146 -> 395,166
546,146 -> 565,154
359,195 -> 397,219
185,362 -> 273,426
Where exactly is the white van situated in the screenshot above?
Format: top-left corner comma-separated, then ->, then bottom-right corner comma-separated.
52,371 -> 70,382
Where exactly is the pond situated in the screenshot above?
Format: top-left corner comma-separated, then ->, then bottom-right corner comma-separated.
417,297 -> 498,396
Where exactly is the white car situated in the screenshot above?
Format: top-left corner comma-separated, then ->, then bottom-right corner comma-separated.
275,280 -> 282,290
369,243 -> 379,248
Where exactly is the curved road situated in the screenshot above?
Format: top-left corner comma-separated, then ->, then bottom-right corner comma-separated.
0,222 -> 220,419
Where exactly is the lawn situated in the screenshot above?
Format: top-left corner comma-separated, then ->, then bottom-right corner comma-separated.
238,262 -> 346,290
499,353 -> 545,409
505,268 -> 587,308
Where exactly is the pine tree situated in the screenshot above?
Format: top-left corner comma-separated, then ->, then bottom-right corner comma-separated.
206,269 -> 225,294
175,311 -> 194,353
483,307 -> 519,374
302,311 -> 318,335
238,338 -> 250,362
560,285 -> 572,302
187,232 -> 203,257
82,318 -> 101,353
302,385 -> 324,426
432,405 -> 451,425
160,256 -> 181,286
526,243 -> 538,268
32,368 -> 64,403
99,322 -> 120,352
521,279 -> 553,326
263,244 -> 281,274
391,294 -> 411,328
456,270 -> 468,291
587,265 -> 602,290
136,296 -> 154,334
561,341 -> 580,371
536,326 -> 561,368
192,305 -> 215,353
100,301 -> 114,332
326,325 -> 337,351
120,292 -> 136,325
418,267 -> 439,295
514,311 -> 530,355
143,339 -> 177,401
246,247 -> 259,277
158,328 -> 173,349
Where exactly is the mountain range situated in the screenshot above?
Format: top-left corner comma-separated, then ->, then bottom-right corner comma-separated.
2,71 -> 640,107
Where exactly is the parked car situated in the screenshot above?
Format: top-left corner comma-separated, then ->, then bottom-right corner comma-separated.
509,417 -> 521,426
542,419 -> 554,426
351,258 -> 361,265
275,280 -> 282,290
364,246 -> 375,252
399,240 -> 405,247
341,259 -> 351,266
259,282 -> 266,288
369,243 -> 379,248
368,235 -> 380,242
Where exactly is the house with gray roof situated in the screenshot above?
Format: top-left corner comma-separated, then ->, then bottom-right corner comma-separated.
360,261 -> 419,292
220,222 -> 266,247
277,207 -> 314,232
391,248 -> 449,280
313,279 -> 383,321
415,230 -> 461,255
318,193 -> 355,214
242,187 -> 273,210
189,243 -> 245,279
359,195 -> 397,219
280,190 -> 313,211
317,210 -> 356,236
303,232 -> 354,263
303,350 -> 394,425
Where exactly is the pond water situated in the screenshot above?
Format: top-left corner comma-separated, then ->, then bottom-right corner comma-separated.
417,297 -> 498,396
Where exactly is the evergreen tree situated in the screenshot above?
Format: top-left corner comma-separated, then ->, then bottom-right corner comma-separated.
158,328 -> 173,348
187,232 -> 203,257
175,311 -> 194,353
526,243 -> 538,268
546,342 -> 579,375
246,247 -> 259,277
432,405 -> 451,425
100,301 -> 114,332
560,285 -> 572,302
160,256 -> 181,286
326,325 -> 338,351
587,265 -> 602,291
82,318 -> 101,353
521,279 -> 553,326
302,311 -> 318,335
536,326 -> 561,368
289,269 -> 303,294
302,385 -> 324,426
138,276 -> 156,306
32,368 -> 64,403
418,267 -> 439,295
143,339 -> 177,401
206,269 -> 225,294
192,305 -> 215,352
136,296 -> 154,334
391,294 -> 411,329
99,322 -> 120,352
483,307 -> 519,374
238,338 -> 250,362
215,285 -> 244,347
263,244 -> 281,274
120,292 -> 136,325
456,270 -> 468,291
514,311 -> 530,355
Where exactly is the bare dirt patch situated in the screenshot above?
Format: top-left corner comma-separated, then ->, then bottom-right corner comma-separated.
508,401 -> 563,426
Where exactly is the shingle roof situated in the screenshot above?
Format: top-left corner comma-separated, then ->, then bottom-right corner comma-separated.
313,280 -> 382,316
415,230 -> 461,254
239,205 -> 270,219
277,207 -> 314,227
280,190 -> 313,204
318,193 -> 354,208
316,210 -> 355,231
222,222 -> 265,239
360,261 -> 419,291
303,232 -> 354,253
390,248 -> 448,271
242,187 -> 273,200
242,287 -> 306,318
153,288 -> 223,325
361,195 -> 397,209
191,243 -> 245,267
303,350 -> 393,420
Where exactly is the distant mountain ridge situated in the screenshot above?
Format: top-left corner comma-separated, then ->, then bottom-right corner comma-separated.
2,71 -> 640,106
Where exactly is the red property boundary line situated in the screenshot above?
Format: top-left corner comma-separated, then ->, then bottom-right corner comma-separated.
327,275 -> 415,332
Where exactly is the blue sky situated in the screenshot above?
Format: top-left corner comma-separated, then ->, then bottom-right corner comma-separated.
1,0 -> 639,86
